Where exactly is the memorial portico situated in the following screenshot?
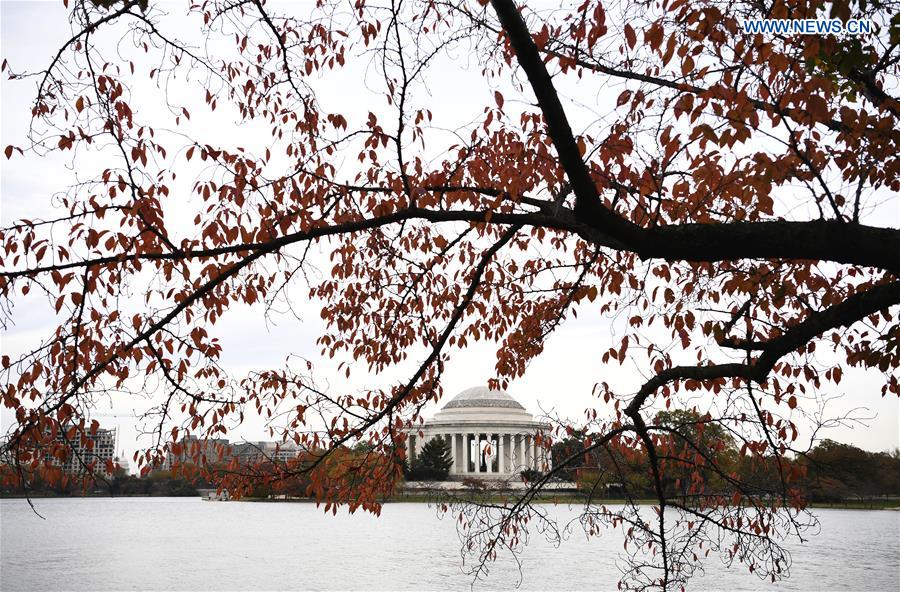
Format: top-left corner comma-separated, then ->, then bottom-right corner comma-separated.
405,386 -> 552,478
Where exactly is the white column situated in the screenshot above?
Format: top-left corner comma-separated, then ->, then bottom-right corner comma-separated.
533,435 -> 539,470
529,435 -> 536,469
539,437 -> 545,470
450,433 -> 457,474
527,435 -> 533,469
488,434 -> 495,474
516,434 -> 525,471
498,434 -> 504,474
459,433 -> 465,474
490,434 -> 496,474
474,434 -> 480,474
516,434 -> 523,472
458,434 -> 464,474
406,432 -> 414,466
445,434 -> 456,474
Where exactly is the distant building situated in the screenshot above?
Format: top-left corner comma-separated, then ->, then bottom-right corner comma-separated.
231,441 -> 301,465
158,437 -> 301,470
52,425 -> 118,477
159,436 -> 232,471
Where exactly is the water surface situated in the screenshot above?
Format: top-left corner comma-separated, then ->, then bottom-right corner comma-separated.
1,498 -> 897,591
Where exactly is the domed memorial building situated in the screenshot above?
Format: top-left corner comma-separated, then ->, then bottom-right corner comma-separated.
406,387 -> 552,479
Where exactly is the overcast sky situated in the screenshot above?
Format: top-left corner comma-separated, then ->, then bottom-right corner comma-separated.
1,0 -> 898,471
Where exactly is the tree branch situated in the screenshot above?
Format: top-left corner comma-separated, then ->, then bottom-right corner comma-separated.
626,280 -> 900,416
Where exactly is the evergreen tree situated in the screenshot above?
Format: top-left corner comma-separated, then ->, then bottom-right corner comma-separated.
409,437 -> 453,481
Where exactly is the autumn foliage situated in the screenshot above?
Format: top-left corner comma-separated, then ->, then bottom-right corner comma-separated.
1,0 -> 898,588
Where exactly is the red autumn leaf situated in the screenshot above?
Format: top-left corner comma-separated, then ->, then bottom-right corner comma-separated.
624,24 -> 636,49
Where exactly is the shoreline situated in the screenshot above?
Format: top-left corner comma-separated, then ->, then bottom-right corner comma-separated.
3,492 -> 898,510
241,496 -> 900,510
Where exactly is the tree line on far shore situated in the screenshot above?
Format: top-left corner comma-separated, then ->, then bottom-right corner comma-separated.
0,465 -> 204,497
2,411 -> 897,504
552,410 -> 900,504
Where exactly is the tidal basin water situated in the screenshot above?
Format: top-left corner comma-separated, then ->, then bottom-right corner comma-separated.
1,498 -> 898,591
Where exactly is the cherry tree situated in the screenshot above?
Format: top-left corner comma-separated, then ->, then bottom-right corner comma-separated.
1,0 -> 898,588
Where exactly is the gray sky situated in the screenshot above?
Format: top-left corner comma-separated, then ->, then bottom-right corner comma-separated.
1,0 -> 898,471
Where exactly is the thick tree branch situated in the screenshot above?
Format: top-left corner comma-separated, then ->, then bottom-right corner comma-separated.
486,0 -> 900,275
488,0 -> 641,243
626,280 -> 900,417
5,207 -> 900,281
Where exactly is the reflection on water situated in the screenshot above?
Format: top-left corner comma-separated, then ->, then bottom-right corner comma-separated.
1,498 -> 897,591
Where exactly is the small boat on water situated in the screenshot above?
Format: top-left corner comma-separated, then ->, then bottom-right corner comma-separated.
198,488 -> 230,501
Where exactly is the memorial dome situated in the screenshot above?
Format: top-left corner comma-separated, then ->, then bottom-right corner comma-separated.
441,386 -> 525,410
430,386 -> 536,424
